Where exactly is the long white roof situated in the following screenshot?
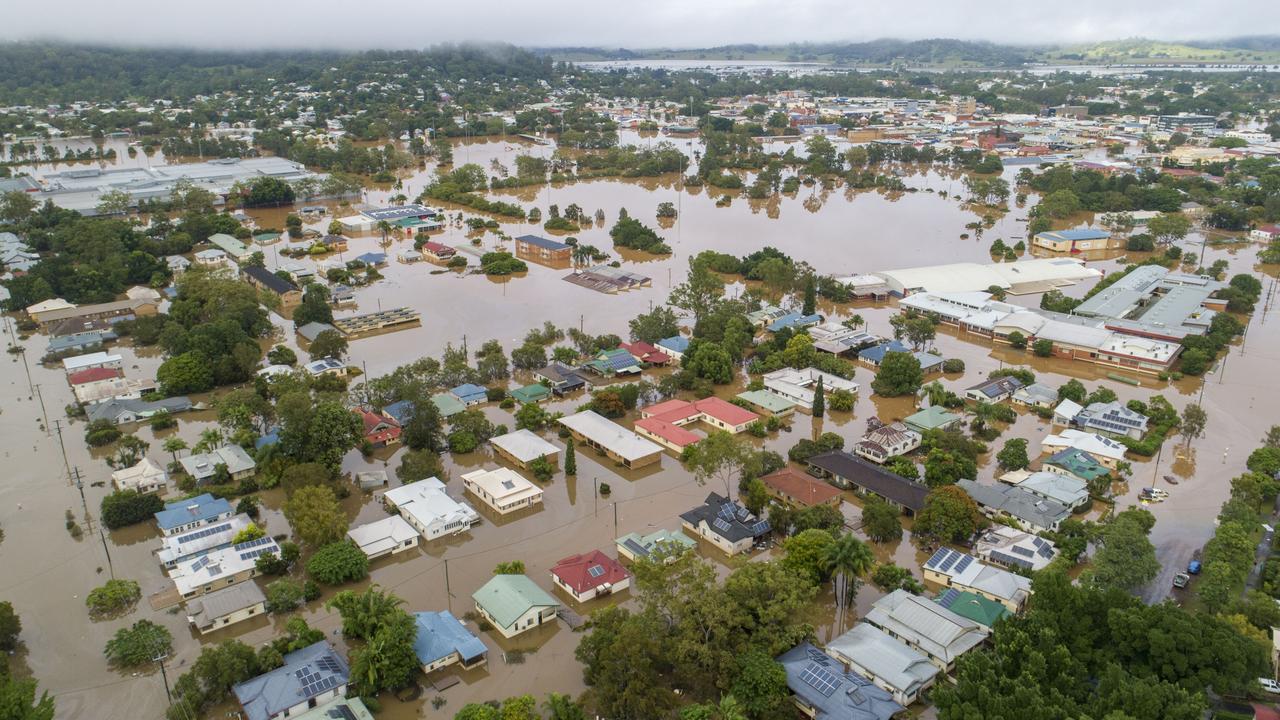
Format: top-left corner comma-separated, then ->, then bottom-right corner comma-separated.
383,478 -> 479,529
558,411 -> 662,462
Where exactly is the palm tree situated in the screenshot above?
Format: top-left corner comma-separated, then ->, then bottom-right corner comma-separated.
376,220 -> 393,246
162,436 -> 188,464
824,533 -> 874,632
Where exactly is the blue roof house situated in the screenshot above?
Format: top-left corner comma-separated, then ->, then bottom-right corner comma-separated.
233,641 -> 349,720
858,340 -> 911,367
767,312 -> 823,333
382,399 -> 416,426
413,611 -> 489,674
355,252 -> 388,267
450,383 -> 488,407
154,493 -> 233,536
656,335 -> 690,359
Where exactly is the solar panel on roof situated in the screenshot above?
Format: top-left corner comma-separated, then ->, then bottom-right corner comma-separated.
1031,537 -> 1047,549
799,663 -> 840,698
805,647 -> 829,664
190,555 -> 210,572
1011,545 -> 1034,557
712,517 -> 733,533
316,656 -> 341,673
938,550 -> 960,572
926,548 -> 948,568
954,555 -> 974,574
622,538 -> 649,557
937,588 -> 960,608
990,550 -> 1032,569
717,503 -> 738,520
750,520 -> 770,535
1037,545 -> 1055,559
178,522 -> 231,544
587,565 -> 605,578
234,536 -> 272,551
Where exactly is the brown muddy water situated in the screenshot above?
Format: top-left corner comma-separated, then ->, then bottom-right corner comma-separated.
3,134 -> 1279,719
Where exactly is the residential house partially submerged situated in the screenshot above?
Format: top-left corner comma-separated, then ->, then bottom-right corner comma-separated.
853,418 -> 922,464
170,536 -> 280,600
614,528 -> 696,563
489,428 -> 559,469
935,588 -> 1011,628
964,376 -> 1024,404
1073,401 -> 1149,439
1041,429 -> 1127,468
461,467 -> 544,515
863,589 -> 990,673
111,457 -> 168,494
534,362 -> 588,395
558,410 -> 663,469
472,574 -> 560,639
957,479 -> 1070,534
382,478 -> 480,541
550,549 -> 632,602
232,642 -> 349,720
903,405 -> 964,434
156,513 -> 253,568
346,515 -> 420,560
776,642 -> 905,720
973,526 -> 1058,572
86,396 -> 192,425
1043,447 -> 1112,486
763,367 -> 859,409
412,611 -> 488,674
807,451 -> 928,516
186,581 -> 267,635
179,445 -> 257,485
759,467 -> 844,509
1005,470 -> 1090,510
923,548 -> 1032,613
154,493 -> 233,536
634,397 -> 760,452
679,492 -> 770,555
825,623 -> 939,706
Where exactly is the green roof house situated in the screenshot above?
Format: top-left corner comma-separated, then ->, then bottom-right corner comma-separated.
935,588 -> 1011,627
735,390 -> 797,418
472,575 -> 559,639
430,392 -> 467,419
1043,447 -> 1110,485
510,383 -> 551,405
904,406 -> 963,434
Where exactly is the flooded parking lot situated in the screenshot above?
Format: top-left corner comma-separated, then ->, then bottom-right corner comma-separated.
2,133 -> 1278,718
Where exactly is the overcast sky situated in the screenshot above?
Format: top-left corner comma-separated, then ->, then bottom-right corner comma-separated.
2,0 -> 1277,50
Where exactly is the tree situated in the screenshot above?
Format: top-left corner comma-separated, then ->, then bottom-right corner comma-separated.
1007,330 -> 1027,349
782,529 -> 837,585
1089,508 -> 1159,594
284,485 -> 347,547
350,611 -> 420,695
0,602 -> 21,651
306,541 -> 369,585
100,490 -> 165,529
85,579 -> 141,616
265,579 -> 306,613
669,256 -> 724,324
825,533 -> 874,628
1180,403 -> 1207,447
684,431 -> 751,496
685,341 -> 735,384
870,563 -> 924,594
801,274 -> 817,316
564,438 -> 577,476
996,438 -> 1030,471
861,497 -> 903,543
307,329 -> 348,361
1032,338 -> 1054,357
870,352 -> 923,397
893,314 -> 936,351
629,306 -> 680,344
327,585 -> 406,640
278,395 -> 362,471
396,449 -> 443,484
280,462 -> 331,496
1147,212 -> 1191,245
514,402 -> 549,431
730,650 -> 790,720
811,376 -> 825,417
915,486 -> 985,545
104,620 -> 172,667
0,669 -> 55,720
157,351 -> 214,394
1058,379 -> 1086,404
494,560 -> 526,575
923,448 -> 977,487
827,387 -> 855,412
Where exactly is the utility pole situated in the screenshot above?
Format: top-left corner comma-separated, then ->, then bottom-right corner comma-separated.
443,558 -> 453,613
52,419 -> 72,481
153,652 -> 172,704
612,502 -> 618,537
593,477 -> 598,515
33,383 -> 49,434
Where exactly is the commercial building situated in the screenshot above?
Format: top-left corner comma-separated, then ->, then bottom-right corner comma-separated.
558,411 -> 663,469
873,258 -> 1100,296
461,467 -> 544,515
514,234 -> 572,266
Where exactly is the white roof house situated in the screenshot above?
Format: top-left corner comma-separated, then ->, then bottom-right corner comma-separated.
825,623 -> 940,706
973,526 -> 1058,572
1041,429 -> 1127,466
923,548 -> 1032,612
383,478 -> 480,541
170,536 -> 279,599
1015,470 -> 1090,510
489,429 -> 559,466
863,589 -> 990,671
179,445 -> 257,483
763,367 -> 859,407
346,515 -> 419,559
62,351 -> 123,373
156,513 -> 254,568
461,467 -> 544,515
111,457 -> 168,494
558,410 -> 663,468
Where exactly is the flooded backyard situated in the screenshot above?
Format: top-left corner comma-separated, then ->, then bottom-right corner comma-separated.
2,132 -> 1279,718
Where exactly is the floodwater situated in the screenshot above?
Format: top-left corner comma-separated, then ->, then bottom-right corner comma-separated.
2,132 -> 1279,719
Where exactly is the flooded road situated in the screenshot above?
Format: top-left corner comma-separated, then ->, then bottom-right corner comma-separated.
2,133 -> 1278,718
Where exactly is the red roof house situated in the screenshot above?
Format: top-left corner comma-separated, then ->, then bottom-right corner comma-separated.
355,408 -> 401,448
68,366 -> 124,386
550,549 -> 632,602
619,341 -> 671,366
759,467 -> 844,508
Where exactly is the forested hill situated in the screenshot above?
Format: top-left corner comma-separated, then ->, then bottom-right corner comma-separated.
0,43 -> 555,104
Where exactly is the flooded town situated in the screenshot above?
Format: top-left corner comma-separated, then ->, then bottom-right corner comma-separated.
2,13 -> 1280,720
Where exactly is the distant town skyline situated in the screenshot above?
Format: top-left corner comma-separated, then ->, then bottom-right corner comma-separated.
1,0 -> 1277,52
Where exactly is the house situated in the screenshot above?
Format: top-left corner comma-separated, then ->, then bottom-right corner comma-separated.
534,362 -> 588,395
656,335 -> 689,360
193,248 -> 229,268
735,389 -> 798,418
1250,224 -> 1280,242
154,493 -> 234,536
170,536 -> 279,599
1011,382 -> 1058,409
957,479 -> 1070,534
430,392 -> 467,418
111,457 -> 168,494
462,467 -> 544,514
550,549 -> 632,602
614,528 -> 696,563
1043,447 -> 1112,486
1074,401 -> 1149,439
179,445 -> 257,485
380,400 -> 415,426
903,406 -> 963,434
558,411 -> 663,469
489,428 -> 559,469
72,375 -> 158,406
449,383 -> 488,406
763,367 -> 859,409
1052,399 -> 1084,425
679,492 -> 770,555
747,304 -> 789,328
853,418 -> 922,464
354,408 -> 401,448
67,365 -> 122,388
186,581 -> 267,635
62,351 -> 123,374
156,514 -> 253,568
297,321 -> 338,342
420,241 -> 457,262
208,233 -> 252,261
776,642 -> 904,720
382,478 -> 480,541
618,340 -> 672,366
509,383 -> 551,405
934,588 -> 1011,628
767,312 -> 823,333
289,698 -> 374,720
964,376 -> 1024,403
46,330 -> 113,357
86,396 -> 192,425
241,265 -> 302,306
1041,429 -> 1127,468
864,589 -> 990,673
973,526 -> 1058,572
858,340 -> 911,368
825,624 -> 939,705
759,467 -> 844,509
232,642 -> 349,720
346,515 -> 420,560
807,451 -> 928,515
583,348 -> 642,377
1032,228 -> 1117,252
412,611 -> 488,674
304,357 -> 348,378
634,397 -> 761,451
355,470 -> 387,491
809,322 -> 880,355
1013,470 -> 1091,510
472,574 -> 560,639
354,252 -> 387,267
923,547 -> 1032,612
515,234 -> 572,265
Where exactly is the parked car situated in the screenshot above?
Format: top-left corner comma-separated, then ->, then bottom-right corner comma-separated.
1259,677 -> 1280,695
1187,560 -> 1202,575
1172,573 -> 1190,589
